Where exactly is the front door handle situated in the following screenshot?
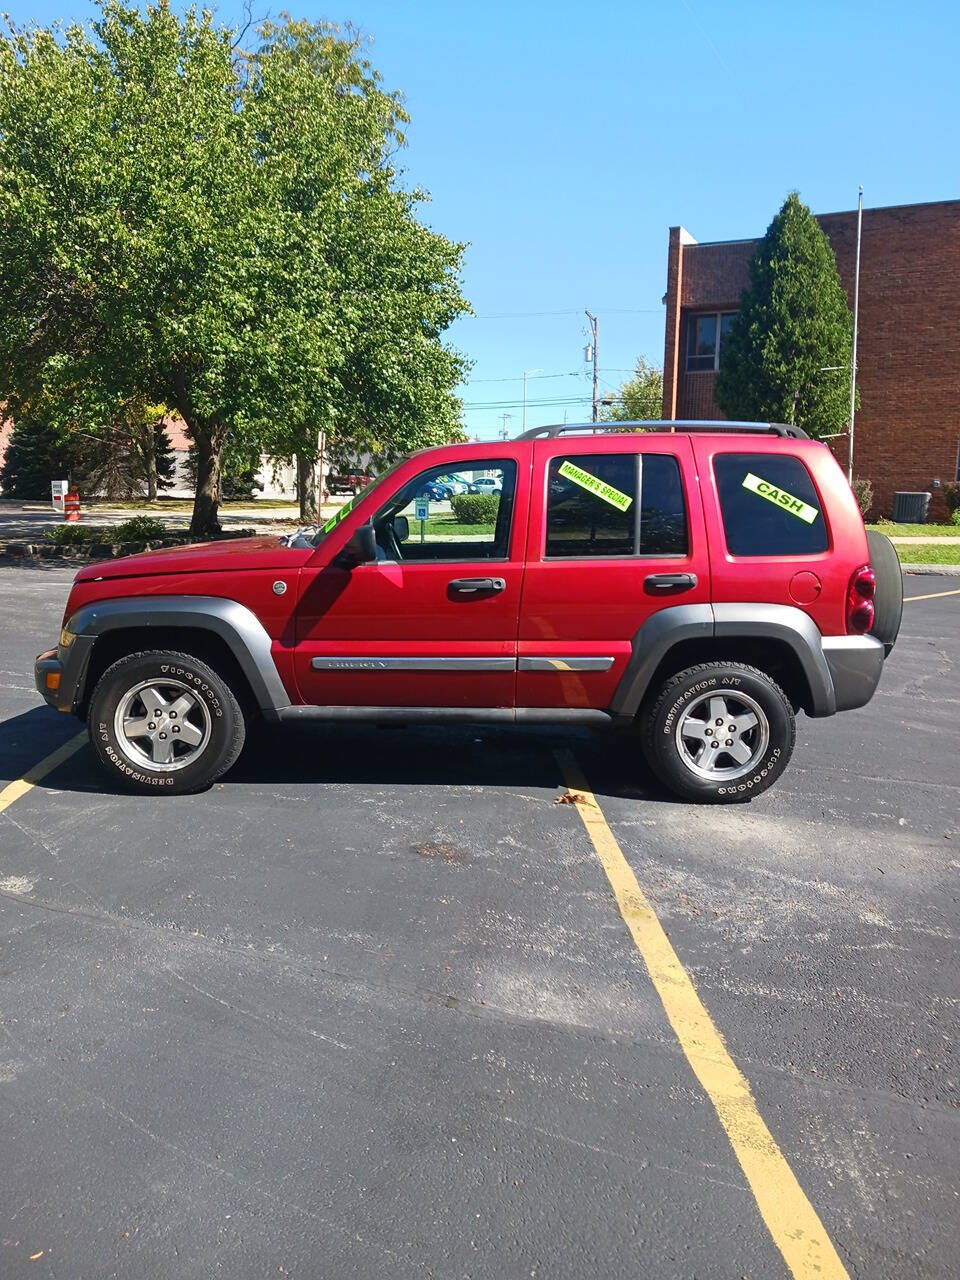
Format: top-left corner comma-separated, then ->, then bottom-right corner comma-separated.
645,572 -> 698,592
448,577 -> 506,595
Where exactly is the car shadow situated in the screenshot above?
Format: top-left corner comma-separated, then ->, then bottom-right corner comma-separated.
0,707 -> 667,806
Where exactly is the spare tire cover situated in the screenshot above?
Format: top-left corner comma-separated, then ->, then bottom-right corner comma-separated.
867,530 -> 903,653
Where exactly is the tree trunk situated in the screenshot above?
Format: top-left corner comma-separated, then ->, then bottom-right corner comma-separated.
297,453 -> 319,522
190,421 -> 227,538
145,431 -> 158,503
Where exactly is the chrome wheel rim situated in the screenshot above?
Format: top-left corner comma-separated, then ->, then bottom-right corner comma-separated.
675,689 -> 769,782
113,678 -> 212,773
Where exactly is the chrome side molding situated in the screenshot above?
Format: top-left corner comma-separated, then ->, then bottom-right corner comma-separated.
310,655 -> 615,673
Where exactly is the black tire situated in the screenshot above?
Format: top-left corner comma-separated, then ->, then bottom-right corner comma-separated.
640,662 -> 796,804
87,649 -> 246,795
867,530 -> 903,655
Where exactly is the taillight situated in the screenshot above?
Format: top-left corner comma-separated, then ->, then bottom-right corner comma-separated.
846,564 -> 876,634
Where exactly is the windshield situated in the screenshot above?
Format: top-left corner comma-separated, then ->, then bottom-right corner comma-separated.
308,458 -> 408,547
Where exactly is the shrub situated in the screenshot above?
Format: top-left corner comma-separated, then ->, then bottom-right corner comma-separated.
113,516 -> 166,541
43,515 -> 167,546
850,477 -> 873,518
43,524 -> 99,545
451,493 -> 499,525
943,481 -> 960,516
951,509 -> 960,528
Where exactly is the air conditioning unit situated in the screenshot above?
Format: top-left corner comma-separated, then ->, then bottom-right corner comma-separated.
892,491 -> 931,523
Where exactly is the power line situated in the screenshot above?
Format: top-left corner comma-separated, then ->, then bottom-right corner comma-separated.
464,371 -> 582,384
467,306 -> 663,320
463,397 -> 592,410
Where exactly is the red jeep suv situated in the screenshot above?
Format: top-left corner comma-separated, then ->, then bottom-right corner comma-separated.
35,421 -> 902,803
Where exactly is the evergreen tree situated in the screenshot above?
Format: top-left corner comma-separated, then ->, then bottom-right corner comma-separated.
0,419 -> 78,498
714,193 -> 854,438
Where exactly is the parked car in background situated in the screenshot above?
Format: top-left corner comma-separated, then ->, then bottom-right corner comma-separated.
436,474 -> 469,495
326,473 -> 373,496
468,476 -> 503,494
416,481 -> 451,502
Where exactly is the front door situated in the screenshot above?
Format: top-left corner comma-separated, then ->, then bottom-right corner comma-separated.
517,436 -> 710,709
294,450 -> 529,708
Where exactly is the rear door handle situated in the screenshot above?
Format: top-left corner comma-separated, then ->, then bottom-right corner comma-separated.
645,572 -> 698,592
448,577 -> 506,595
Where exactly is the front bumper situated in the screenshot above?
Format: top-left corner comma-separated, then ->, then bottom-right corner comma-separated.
821,635 -> 885,712
35,635 -> 95,714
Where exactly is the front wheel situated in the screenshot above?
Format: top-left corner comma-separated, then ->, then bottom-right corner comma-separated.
640,662 -> 795,803
88,650 -> 246,794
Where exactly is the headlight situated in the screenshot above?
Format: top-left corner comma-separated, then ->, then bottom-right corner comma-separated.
59,625 -> 76,648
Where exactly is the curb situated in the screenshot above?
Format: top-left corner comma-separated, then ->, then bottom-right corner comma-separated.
900,564 -> 960,576
0,530 -> 255,563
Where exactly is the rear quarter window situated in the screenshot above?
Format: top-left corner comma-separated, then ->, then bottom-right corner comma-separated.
714,453 -> 828,556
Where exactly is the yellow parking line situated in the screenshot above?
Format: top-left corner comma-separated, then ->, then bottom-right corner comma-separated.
0,732 -> 88,816
904,587 -> 960,602
555,749 -> 850,1280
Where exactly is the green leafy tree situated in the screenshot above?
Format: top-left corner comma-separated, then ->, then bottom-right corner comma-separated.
714,193 -> 854,438
0,4 -> 469,536
603,358 -> 663,422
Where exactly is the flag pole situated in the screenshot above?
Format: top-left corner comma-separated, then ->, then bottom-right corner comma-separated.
847,185 -> 863,484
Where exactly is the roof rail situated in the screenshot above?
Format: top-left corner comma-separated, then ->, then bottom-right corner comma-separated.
514,419 -> 810,441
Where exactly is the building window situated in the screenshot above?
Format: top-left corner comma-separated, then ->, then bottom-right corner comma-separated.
685,312 -> 736,372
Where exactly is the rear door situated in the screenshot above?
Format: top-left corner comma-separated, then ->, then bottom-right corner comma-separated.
692,438 -> 848,633
517,435 -> 710,709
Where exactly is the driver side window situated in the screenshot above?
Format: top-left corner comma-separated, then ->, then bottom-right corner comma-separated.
371,460 -> 517,562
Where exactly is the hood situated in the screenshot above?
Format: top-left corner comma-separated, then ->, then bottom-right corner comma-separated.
73,534 -> 313,582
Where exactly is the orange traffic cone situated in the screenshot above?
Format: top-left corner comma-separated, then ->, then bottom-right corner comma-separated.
64,489 -> 82,522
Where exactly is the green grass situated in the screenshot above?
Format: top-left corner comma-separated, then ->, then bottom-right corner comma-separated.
895,544 -> 960,565
407,515 -> 495,538
83,497 -> 298,512
868,521 -> 959,537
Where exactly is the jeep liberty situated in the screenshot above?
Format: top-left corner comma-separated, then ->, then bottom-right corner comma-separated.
35,421 -> 903,803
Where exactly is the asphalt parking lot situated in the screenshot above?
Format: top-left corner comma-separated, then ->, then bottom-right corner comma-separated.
1,563 -> 957,1279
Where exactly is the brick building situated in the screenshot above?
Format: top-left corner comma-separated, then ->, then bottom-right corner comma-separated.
661,198 -> 960,519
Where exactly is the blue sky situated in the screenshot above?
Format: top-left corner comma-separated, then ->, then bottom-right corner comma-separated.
7,0 -> 959,439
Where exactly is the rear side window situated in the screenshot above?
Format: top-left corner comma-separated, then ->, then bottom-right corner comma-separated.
714,453 -> 827,556
545,453 -> 687,558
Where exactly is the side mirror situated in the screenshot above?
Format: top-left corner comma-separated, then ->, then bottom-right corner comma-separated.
337,523 -> 377,567
393,514 -> 409,543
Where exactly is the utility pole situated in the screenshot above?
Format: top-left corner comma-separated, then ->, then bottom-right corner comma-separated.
499,413 -> 512,441
585,309 -> 599,424
847,185 -> 863,483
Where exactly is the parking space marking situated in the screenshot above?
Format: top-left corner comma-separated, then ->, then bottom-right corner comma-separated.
0,732 -> 88,816
904,586 -> 960,602
555,749 -> 851,1280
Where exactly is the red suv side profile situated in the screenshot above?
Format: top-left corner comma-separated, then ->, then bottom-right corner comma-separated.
35,421 -> 902,803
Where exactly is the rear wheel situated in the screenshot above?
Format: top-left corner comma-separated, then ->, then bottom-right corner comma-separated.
641,662 -> 795,803
88,650 -> 245,794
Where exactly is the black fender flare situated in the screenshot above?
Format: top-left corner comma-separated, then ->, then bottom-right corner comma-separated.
610,602 -> 837,718
65,595 -> 291,717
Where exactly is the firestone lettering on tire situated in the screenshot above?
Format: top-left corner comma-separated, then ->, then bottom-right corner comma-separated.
716,747 -> 782,795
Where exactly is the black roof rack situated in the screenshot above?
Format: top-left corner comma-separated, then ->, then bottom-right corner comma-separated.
514,419 -> 810,441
